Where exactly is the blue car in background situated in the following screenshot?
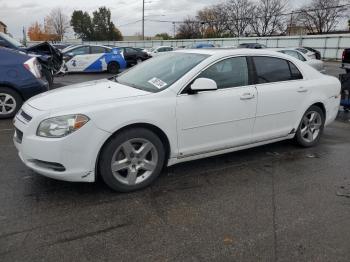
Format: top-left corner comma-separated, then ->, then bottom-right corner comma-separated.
192,43 -> 216,48
0,32 -> 64,87
62,45 -> 127,74
0,48 -> 48,118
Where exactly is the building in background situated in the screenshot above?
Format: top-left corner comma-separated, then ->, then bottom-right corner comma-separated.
0,21 -> 7,34
286,24 -> 309,36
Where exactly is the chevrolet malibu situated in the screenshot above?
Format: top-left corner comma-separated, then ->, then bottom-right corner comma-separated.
13,49 -> 340,192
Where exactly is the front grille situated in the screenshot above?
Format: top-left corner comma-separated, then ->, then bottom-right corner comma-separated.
14,128 -> 23,143
20,110 -> 32,122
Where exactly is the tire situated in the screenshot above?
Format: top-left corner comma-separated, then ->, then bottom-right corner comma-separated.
42,67 -> 53,89
99,128 -> 165,192
0,87 -> 23,119
294,105 -> 325,147
107,62 -> 120,74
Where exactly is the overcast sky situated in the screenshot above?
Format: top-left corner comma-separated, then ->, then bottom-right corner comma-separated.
1,0 -> 308,39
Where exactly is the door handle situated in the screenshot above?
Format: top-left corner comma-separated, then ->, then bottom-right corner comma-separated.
240,93 -> 255,100
297,87 -> 308,93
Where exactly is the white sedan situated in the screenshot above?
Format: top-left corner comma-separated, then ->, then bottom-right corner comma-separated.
146,46 -> 174,57
271,48 -> 325,72
13,49 -> 340,192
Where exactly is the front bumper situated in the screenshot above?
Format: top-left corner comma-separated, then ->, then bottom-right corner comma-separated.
13,104 -> 110,182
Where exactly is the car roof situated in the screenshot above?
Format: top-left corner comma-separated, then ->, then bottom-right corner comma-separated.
174,48 -> 287,57
64,44 -> 112,51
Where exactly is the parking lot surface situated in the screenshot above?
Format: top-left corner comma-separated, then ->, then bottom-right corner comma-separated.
1,62 -> 350,261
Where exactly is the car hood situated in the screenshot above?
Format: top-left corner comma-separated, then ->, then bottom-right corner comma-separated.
27,78 -> 151,111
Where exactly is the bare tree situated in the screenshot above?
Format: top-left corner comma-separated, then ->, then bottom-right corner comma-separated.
176,17 -> 201,39
46,8 -> 70,41
297,0 -> 348,34
196,4 -> 229,38
225,0 -> 255,37
250,0 -> 289,36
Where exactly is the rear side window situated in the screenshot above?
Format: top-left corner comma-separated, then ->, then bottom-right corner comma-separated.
197,57 -> 249,89
288,61 -> 303,80
253,57 -> 302,84
90,46 -> 107,54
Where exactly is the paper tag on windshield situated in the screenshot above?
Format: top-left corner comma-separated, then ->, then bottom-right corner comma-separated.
148,77 -> 167,89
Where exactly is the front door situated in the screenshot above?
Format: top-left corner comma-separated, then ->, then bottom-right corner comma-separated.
176,56 -> 257,157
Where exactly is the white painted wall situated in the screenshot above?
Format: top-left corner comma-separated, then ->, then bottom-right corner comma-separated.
28,33 -> 350,60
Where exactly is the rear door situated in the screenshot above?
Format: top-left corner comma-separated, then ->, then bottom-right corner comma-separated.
251,56 -> 307,142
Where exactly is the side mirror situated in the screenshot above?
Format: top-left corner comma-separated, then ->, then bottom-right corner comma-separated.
190,78 -> 217,93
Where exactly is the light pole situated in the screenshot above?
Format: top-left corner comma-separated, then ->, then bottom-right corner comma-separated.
142,0 -> 145,40
172,22 -> 176,38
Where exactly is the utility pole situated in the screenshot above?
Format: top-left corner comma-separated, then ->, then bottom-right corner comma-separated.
142,0 -> 145,40
172,22 -> 176,38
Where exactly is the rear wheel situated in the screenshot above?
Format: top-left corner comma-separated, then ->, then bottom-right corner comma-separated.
295,106 -> 325,147
107,62 -> 120,74
99,128 -> 165,192
0,87 -> 23,119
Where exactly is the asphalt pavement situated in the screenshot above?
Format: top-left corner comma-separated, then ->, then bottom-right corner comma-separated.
0,61 -> 350,262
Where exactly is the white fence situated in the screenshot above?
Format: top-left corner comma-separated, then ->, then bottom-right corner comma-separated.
29,33 -> 350,60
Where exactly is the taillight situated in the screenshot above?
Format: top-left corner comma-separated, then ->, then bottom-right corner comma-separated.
342,50 -> 345,61
23,57 -> 42,79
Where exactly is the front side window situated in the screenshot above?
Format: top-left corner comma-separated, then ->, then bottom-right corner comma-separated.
115,52 -> 209,92
197,57 -> 249,89
253,56 -> 302,84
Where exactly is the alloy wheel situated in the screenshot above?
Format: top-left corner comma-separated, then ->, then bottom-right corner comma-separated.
0,93 -> 16,115
300,111 -> 322,143
110,138 -> 158,185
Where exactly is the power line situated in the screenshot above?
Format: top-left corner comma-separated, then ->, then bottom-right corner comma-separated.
145,4 -> 350,25
118,19 -> 143,27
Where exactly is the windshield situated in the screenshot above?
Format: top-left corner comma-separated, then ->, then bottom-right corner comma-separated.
0,32 -> 24,48
115,52 -> 209,92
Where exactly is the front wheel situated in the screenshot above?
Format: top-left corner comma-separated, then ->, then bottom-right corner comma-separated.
99,128 -> 165,192
295,106 -> 325,147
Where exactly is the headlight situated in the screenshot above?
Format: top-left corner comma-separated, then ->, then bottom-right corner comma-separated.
37,114 -> 89,138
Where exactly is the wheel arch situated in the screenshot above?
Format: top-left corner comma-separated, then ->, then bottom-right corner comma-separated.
293,101 -> 327,133
95,122 -> 171,179
311,102 -> 326,118
0,83 -> 24,101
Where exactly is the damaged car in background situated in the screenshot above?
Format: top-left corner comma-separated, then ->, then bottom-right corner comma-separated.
0,32 -> 64,87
